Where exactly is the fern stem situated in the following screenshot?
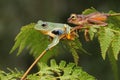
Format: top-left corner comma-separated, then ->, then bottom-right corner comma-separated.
109,28 -> 120,33
21,49 -> 48,80
109,13 -> 120,16
108,46 -> 119,80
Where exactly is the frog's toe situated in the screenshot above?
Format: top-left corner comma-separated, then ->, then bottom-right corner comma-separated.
66,34 -> 76,40
66,34 -> 71,39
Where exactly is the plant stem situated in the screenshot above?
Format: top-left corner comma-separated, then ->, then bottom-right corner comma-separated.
20,49 -> 48,80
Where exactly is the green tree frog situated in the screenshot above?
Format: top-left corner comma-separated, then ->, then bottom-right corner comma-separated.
34,20 -> 75,50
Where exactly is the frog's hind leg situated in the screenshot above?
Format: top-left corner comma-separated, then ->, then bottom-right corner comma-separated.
46,36 -> 59,50
88,19 -> 108,26
84,29 -> 90,41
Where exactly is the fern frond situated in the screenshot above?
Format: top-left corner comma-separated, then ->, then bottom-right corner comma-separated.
0,59 -> 96,80
10,23 -> 36,55
108,11 -> 120,30
67,39 -> 80,65
82,7 -> 97,15
61,38 -> 88,65
88,25 -> 98,40
34,59 -> 96,80
108,47 -> 119,80
111,34 -> 120,60
0,68 -> 22,80
10,23 -> 59,62
97,26 -> 120,60
98,27 -> 115,59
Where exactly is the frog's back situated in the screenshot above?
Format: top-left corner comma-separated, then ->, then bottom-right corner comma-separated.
47,22 -> 66,28
35,20 -> 70,31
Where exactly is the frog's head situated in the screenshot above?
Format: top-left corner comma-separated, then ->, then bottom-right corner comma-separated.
34,20 -> 52,34
67,14 -> 83,25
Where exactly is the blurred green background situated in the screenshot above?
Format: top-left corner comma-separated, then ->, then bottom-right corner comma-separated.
0,0 -> 120,80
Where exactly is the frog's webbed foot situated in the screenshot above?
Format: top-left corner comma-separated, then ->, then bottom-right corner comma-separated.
46,36 -> 59,50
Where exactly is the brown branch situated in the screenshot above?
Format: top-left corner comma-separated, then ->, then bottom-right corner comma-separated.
21,49 -> 48,80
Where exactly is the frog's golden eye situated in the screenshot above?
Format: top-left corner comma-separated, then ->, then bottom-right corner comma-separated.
70,14 -> 77,20
41,23 -> 48,28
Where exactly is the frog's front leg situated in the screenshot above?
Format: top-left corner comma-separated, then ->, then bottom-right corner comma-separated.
64,24 -> 71,39
46,36 -> 60,50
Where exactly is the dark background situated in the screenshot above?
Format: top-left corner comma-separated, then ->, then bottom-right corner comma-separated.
0,0 -> 120,80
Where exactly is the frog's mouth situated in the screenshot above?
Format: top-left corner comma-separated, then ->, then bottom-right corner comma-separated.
39,30 -> 49,34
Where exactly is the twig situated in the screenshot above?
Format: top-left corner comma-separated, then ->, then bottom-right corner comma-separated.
21,49 -> 48,80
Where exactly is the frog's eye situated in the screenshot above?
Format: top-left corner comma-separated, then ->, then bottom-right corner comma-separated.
41,23 -> 48,28
70,14 -> 77,20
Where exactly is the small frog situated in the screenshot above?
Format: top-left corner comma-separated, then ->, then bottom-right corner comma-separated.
68,12 -> 120,26
67,12 -> 120,41
34,20 -> 75,50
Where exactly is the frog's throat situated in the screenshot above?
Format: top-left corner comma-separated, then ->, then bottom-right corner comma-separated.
39,30 -> 56,38
39,30 -> 48,34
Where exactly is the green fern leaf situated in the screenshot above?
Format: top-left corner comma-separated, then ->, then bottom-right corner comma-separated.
36,59 -> 96,80
62,38 -> 88,65
82,7 -> 97,15
59,60 -> 66,68
108,47 -> 119,80
0,68 -> 22,80
67,40 -> 80,65
0,59 -> 96,80
98,27 -> 115,59
10,23 -> 59,62
10,23 -> 35,55
26,74 -> 41,80
111,33 -> 120,60
107,11 -> 120,30
88,25 -> 98,40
